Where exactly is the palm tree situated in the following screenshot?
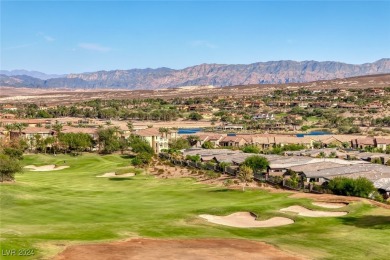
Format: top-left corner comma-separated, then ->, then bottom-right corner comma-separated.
186,135 -> 200,146
238,165 -> 253,191
126,121 -> 134,132
4,124 -> 15,132
13,123 -> 26,135
158,127 -> 169,138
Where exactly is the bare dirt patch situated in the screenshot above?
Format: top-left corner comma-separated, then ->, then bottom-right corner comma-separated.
199,212 -> 294,228
312,202 -> 347,209
24,165 -> 69,171
55,238 -> 304,260
280,206 -> 347,217
97,172 -> 135,178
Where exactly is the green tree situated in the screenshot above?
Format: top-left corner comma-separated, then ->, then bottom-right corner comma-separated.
0,154 -> 22,182
3,147 -> 23,160
243,155 -> 269,173
188,112 -> 203,121
201,140 -> 214,149
328,177 -> 375,198
133,152 -> 153,166
242,145 -> 260,153
169,138 -> 190,150
129,136 -> 154,155
186,135 -> 200,146
97,127 -> 120,154
118,138 -> 129,154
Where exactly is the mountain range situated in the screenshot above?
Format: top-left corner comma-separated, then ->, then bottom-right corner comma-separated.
1,59 -> 390,90
0,70 -> 64,80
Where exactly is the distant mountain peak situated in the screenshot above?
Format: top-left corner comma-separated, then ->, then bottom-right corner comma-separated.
1,59 -> 389,90
0,70 -> 64,80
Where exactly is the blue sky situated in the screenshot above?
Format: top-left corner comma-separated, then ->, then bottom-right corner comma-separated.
1,1 -> 389,74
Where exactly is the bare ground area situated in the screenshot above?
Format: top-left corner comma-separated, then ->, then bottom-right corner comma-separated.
54,238 -> 304,260
147,161 -> 265,189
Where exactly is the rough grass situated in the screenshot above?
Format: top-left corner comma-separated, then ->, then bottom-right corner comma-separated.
1,153 -> 389,259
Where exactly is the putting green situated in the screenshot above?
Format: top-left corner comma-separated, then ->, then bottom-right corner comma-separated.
1,153 -> 389,260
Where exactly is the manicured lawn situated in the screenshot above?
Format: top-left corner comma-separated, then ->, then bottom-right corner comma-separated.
1,153 -> 389,259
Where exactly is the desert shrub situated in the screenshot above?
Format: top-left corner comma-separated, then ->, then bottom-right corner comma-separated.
204,170 -> 220,179
242,145 -> 260,154
186,154 -> 201,162
223,179 -> 234,186
371,157 -> 382,164
201,141 -> 215,149
327,177 -> 375,198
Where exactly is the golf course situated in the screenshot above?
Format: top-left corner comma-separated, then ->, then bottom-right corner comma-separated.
1,153 -> 389,259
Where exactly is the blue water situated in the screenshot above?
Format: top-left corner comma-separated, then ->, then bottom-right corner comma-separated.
296,131 -> 331,137
178,128 -> 203,135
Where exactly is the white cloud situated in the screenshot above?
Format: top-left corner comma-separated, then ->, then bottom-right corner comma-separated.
44,35 -> 55,42
3,43 -> 36,50
189,40 -> 217,49
78,43 -> 112,52
37,32 -> 55,42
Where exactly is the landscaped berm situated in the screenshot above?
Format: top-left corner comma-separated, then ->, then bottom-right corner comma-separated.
1,154 -> 390,260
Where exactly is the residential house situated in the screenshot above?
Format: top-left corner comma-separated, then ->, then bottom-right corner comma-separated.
352,137 -> 375,149
274,136 -> 313,148
2,104 -> 18,111
252,113 -> 274,120
217,124 -> 244,131
10,127 -> 55,149
135,128 -> 177,153
219,136 -> 247,147
0,113 -> 16,119
375,138 -> 390,151
62,127 -> 99,140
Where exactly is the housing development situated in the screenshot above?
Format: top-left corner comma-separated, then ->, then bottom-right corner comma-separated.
1,1 -> 390,259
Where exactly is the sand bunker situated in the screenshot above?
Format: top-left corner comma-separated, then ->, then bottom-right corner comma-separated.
55,238 -> 304,260
24,165 -> 69,171
97,172 -> 135,178
280,206 -> 347,217
199,212 -> 294,228
312,202 -> 347,209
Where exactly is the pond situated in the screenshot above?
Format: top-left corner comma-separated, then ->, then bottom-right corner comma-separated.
296,130 -> 331,137
178,128 -> 203,135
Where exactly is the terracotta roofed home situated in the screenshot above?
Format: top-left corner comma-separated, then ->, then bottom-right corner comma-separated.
352,137 -> 375,149
219,135 -> 247,147
375,138 -> 390,151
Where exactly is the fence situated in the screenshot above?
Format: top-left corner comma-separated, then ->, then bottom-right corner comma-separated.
158,152 -> 326,194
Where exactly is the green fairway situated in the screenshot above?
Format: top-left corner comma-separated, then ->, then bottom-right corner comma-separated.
1,154 -> 389,259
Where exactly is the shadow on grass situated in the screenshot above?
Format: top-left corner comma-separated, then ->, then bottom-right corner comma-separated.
341,215 -> 390,229
120,155 -> 135,159
209,189 -> 232,193
108,178 -> 132,181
